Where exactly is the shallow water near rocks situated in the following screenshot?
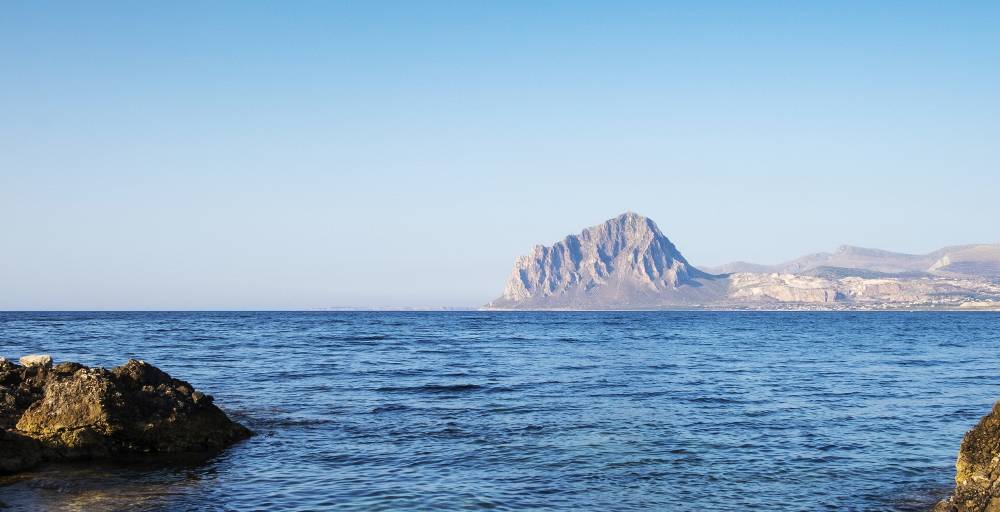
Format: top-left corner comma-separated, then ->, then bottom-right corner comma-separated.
1,311 -> 999,511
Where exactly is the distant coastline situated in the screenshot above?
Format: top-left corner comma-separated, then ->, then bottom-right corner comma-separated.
489,213 -> 1000,311
479,305 -> 1000,312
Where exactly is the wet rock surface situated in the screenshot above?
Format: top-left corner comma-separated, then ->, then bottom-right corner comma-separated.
935,400 -> 1000,512
0,357 -> 251,474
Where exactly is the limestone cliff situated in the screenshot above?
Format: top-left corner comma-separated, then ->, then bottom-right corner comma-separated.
488,212 -> 723,309
725,273 -> 1000,305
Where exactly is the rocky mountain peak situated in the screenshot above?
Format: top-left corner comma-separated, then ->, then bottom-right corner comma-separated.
608,211 -> 655,229
487,214 -> 1000,310
592,211 -> 660,240
491,213 -> 715,308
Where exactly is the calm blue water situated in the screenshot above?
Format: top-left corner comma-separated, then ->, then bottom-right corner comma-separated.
1,311 -> 999,511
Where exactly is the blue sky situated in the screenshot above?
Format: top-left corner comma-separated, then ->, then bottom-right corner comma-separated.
2,1 -> 998,309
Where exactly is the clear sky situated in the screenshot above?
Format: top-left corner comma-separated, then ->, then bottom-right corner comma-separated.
2,1 -> 998,309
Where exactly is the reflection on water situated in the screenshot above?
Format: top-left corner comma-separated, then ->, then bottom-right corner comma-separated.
0,456 -> 214,511
1,311 -> 997,511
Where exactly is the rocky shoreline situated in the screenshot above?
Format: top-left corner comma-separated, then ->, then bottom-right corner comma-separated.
0,355 -> 251,475
934,400 -> 1000,511
3,352 -> 998,510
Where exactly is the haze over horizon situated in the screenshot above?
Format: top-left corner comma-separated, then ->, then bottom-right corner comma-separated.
2,2 -> 999,310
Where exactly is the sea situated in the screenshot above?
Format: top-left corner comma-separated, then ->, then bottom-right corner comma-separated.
1,311 -> 999,511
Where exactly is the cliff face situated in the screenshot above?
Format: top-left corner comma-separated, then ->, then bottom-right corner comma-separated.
727,273 -> 841,303
725,273 -> 1000,305
490,212 -> 721,309
935,400 -> 1000,512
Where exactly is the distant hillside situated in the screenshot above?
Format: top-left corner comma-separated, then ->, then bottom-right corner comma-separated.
707,244 -> 1000,278
702,261 -> 774,274
927,245 -> 1000,277
487,214 -> 1000,310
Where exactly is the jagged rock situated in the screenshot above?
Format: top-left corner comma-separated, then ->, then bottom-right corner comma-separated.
934,400 -> 1000,512
488,212 -> 724,309
18,354 -> 52,368
0,358 -> 251,473
0,359 -> 50,430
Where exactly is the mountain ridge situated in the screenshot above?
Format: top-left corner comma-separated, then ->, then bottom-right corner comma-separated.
487,213 -> 1000,310
489,212 -> 722,309
704,243 -> 1000,277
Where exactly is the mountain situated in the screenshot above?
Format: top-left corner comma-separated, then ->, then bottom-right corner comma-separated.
487,213 -> 1000,310
706,244 -> 1000,278
778,245 -> 935,274
487,212 -> 726,309
927,245 -> 1000,277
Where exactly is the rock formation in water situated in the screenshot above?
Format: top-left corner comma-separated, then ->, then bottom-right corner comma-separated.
935,400 -> 1000,512
487,213 -> 1000,310
934,400 -> 1000,511
0,355 -> 251,474
487,212 -> 725,309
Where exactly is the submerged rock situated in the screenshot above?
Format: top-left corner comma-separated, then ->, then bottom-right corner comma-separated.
935,400 -> 1000,512
0,357 -> 251,474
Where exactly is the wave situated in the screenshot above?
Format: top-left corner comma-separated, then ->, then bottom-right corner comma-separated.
375,383 -> 484,394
